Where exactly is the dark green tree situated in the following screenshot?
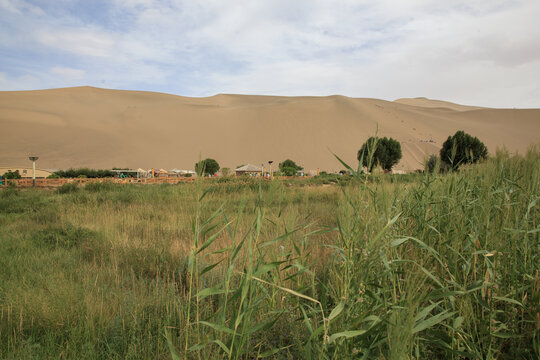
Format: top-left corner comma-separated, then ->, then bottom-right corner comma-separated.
1,170 -> 22,179
195,158 -> 220,176
440,130 -> 488,170
279,159 -> 303,176
357,136 -> 402,172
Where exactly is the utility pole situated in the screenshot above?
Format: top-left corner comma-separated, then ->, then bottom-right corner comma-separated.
29,156 -> 39,187
268,160 -> 274,179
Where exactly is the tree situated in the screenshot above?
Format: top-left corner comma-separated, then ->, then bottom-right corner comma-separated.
195,158 -> 220,176
440,130 -> 488,170
279,159 -> 303,176
1,170 -> 22,179
357,136 -> 402,172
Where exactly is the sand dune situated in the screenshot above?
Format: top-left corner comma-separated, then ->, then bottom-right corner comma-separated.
1,86 -> 539,172
394,97 -> 485,112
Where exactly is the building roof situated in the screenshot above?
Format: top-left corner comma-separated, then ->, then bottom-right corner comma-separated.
235,164 -> 263,172
0,166 -> 53,176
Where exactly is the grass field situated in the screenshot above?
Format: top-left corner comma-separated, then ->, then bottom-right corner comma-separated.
0,149 -> 538,359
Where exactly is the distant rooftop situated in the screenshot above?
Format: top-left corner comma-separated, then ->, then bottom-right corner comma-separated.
235,164 -> 262,172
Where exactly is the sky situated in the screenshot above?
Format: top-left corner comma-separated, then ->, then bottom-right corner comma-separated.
1,0 -> 539,108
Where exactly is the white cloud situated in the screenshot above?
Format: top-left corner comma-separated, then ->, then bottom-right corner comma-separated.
37,30 -> 116,57
50,66 -> 85,80
0,0 -> 44,15
0,0 -> 21,14
0,72 -> 43,90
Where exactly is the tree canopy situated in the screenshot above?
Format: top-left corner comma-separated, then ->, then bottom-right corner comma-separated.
440,130 -> 488,170
53,168 -> 116,178
1,170 -> 22,179
279,159 -> 303,176
195,158 -> 220,176
357,136 -> 402,172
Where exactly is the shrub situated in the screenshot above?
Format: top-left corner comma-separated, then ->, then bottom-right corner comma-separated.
425,154 -> 450,174
440,130 -> 488,170
425,154 -> 439,174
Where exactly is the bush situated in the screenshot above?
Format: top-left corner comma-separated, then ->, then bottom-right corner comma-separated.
57,183 -> 79,194
425,155 -> 450,174
358,136 -> 402,172
440,130 -> 488,170
195,159 -> 220,176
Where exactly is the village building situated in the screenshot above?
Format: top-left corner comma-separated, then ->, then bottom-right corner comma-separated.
169,169 -> 196,177
111,168 -> 148,178
234,164 -> 263,177
0,166 -> 53,179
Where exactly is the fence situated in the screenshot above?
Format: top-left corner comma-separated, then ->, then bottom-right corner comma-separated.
0,177 -> 195,188
0,175 -> 319,188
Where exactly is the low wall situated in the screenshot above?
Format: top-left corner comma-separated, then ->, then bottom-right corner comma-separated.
0,177 -> 195,188
0,176 -> 317,188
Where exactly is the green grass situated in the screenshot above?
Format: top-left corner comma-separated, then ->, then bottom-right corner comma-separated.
0,148 -> 538,359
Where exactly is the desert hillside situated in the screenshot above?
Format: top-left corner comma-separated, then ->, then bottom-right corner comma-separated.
1,86 -> 539,172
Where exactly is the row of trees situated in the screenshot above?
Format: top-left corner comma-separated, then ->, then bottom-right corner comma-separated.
2,131 -> 485,180
357,130 -> 487,173
52,168 -> 116,178
1,170 -> 22,179
1,168 -> 115,179
162,130 -> 489,177
195,158 -> 304,176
